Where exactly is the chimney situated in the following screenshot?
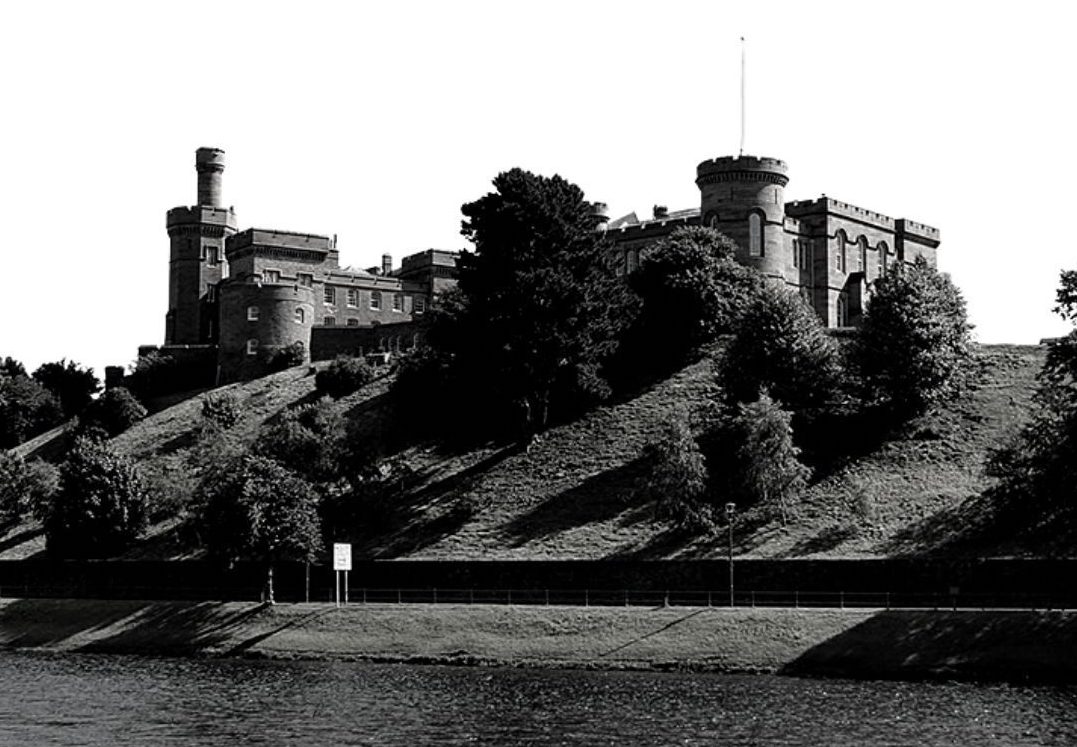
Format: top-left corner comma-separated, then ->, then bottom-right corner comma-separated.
382,253 -> 393,276
652,205 -> 668,219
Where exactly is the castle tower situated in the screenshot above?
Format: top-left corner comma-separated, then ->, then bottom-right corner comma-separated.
164,147 -> 239,345
218,281 -> 314,383
696,156 -> 789,280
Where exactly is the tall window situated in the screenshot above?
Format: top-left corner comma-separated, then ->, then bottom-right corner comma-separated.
295,307 -> 305,324
370,291 -> 382,310
857,237 -> 868,274
414,297 -> 426,314
392,293 -> 404,312
879,242 -> 889,277
247,305 -> 259,321
324,286 -> 336,305
626,248 -> 640,273
264,269 -> 281,283
748,213 -> 763,257
347,288 -> 358,307
246,339 -> 258,356
205,246 -> 220,265
837,296 -> 848,327
835,232 -> 847,272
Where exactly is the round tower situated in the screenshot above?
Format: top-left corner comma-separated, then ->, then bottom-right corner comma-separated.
195,147 -> 226,207
696,155 -> 789,280
218,279 -> 314,383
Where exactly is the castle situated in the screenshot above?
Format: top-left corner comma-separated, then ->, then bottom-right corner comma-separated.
138,148 -> 939,385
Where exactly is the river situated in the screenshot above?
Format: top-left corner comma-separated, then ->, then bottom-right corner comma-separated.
0,651 -> 1075,745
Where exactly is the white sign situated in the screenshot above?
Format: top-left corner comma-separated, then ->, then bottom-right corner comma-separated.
333,543 -> 352,571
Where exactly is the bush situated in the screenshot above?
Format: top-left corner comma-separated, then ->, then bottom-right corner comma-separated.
126,352 -> 214,400
266,341 -> 307,372
44,436 -> 148,557
32,359 -> 100,418
730,393 -> 810,524
201,392 -> 242,430
253,398 -> 343,483
80,387 -> 147,437
0,451 -> 58,524
0,374 -> 63,448
642,408 -> 712,532
316,355 -> 376,399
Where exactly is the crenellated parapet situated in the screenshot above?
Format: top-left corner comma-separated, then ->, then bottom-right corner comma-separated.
696,155 -> 789,187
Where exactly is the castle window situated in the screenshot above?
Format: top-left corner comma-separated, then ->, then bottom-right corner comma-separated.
295,307 -> 305,324
857,237 -> 868,273
626,248 -> 640,273
324,286 -> 336,305
835,232 -> 847,272
347,318 -> 359,327
206,285 -> 218,302
246,339 -> 258,356
347,288 -> 359,307
205,246 -> 220,265
392,293 -> 404,312
297,273 -> 313,287
247,305 -> 259,322
264,269 -> 281,283
748,213 -> 763,257
414,297 -> 426,314
879,242 -> 890,277
370,291 -> 382,311
324,317 -> 336,326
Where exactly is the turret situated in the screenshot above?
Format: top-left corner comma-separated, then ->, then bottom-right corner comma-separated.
696,155 -> 789,280
196,147 -> 226,207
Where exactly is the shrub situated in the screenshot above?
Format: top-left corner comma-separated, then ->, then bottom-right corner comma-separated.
316,355 -> 376,399
0,374 -> 63,448
44,436 -> 148,557
0,451 -> 58,524
201,392 -> 242,430
80,387 -> 147,437
32,359 -> 100,418
253,398 -> 343,483
731,393 -> 810,524
266,341 -> 307,372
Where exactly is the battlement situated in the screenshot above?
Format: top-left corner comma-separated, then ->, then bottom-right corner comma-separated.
166,205 -> 238,229
228,228 -> 333,253
895,218 -> 940,240
786,197 -> 896,231
696,154 -> 789,187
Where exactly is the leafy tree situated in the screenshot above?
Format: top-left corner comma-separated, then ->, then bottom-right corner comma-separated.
627,226 -> 762,367
43,436 -> 149,557
266,341 -> 307,372
252,398 -> 343,483
719,283 -> 841,409
853,256 -> 972,418
80,387 -> 147,437
32,359 -> 100,418
643,408 -> 711,532
0,374 -> 63,448
731,393 -> 810,524
449,167 -> 634,438
195,454 -> 323,603
0,451 -> 58,525
985,271 -> 1077,514
1,357 -> 26,378
316,355 -> 375,399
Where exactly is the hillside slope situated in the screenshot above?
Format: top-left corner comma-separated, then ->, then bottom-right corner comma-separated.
0,344 -> 1045,561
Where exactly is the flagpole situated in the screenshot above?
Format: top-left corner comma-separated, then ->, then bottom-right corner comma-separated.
739,36 -> 746,157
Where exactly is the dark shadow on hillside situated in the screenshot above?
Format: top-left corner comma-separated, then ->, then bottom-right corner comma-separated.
498,455 -> 651,547
156,428 -> 200,456
782,609 -> 1077,683
794,405 -> 905,483
81,601 -> 269,655
0,526 -> 44,555
778,523 -> 861,558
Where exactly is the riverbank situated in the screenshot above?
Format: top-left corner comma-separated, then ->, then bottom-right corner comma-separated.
2,599 -> 1075,683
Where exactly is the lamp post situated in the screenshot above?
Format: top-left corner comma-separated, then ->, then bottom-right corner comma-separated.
726,502 -> 736,607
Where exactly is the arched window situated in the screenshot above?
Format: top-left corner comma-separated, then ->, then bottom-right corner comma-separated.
748,213 -> 763,257
626,248 -> 640,273
294,307 -> 305,324
879,242 -> 890,277
247,305 -> 259,322
835,231 -> 847,272
857,237 -> 868,273
837,295 -> 848,327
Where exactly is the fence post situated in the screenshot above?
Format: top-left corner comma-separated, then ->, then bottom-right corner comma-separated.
362,587 -> 367,604
433,588 -> 438,605
708,591 -> 712,608
508,589 -> 512,606
886,591 -> 890,610
545,589 -> 549,606
398,589 -> 402,604
795,591 -> 799,609
751,591 -> 755,608
585,589 -> 589,607
625,590 -> 629,607
840,591 -> 844,609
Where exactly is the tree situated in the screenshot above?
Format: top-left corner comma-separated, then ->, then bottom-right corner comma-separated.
43,436 -> 148,557
853,256 -> 972,418
195,454 -> 323,603
732,393 -> 810,524
0,374 -> 63,448
80,387 -> 147,437
452,167 -> 634,437
1,357 -> 26,378
642,408 -> 711,532
719,283 -> 841,410
32,359 -> 100,418
0,451 -> 58,525
200,392 -> 242,431
628,226 -> 762,368
252,398 -> 343,483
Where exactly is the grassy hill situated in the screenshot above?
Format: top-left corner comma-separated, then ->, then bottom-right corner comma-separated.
0,344 -> 1046,561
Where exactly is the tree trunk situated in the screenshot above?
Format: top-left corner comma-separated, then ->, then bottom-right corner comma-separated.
265,562 -> 276,605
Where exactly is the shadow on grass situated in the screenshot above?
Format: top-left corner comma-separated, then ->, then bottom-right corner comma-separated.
0,526 -> 45,555
498,455 -> 651,548
778,523 -> 861,558
782,609 -> 1077,683
155,428 -> 200,457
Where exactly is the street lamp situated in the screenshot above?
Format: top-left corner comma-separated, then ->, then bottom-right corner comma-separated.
726,502 -> 736,607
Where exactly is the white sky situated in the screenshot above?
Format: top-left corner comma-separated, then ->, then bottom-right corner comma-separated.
1,0 -> 1075,379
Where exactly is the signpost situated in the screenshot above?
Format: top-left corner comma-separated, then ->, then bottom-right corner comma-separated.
333,543 -> 352,607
